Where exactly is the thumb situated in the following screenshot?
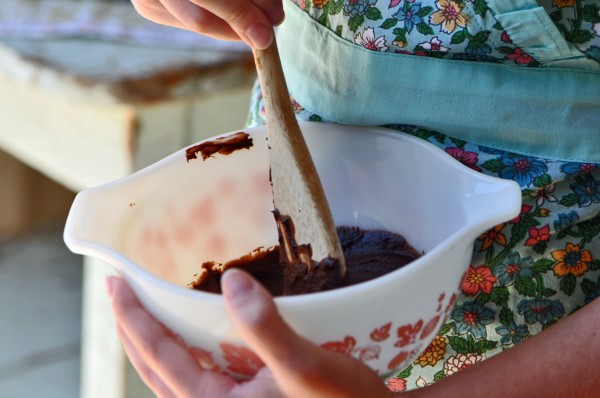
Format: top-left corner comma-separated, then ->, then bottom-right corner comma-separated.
221,269 -> 313,372
221,269 -> 392,398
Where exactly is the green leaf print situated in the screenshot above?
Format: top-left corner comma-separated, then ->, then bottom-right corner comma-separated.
395,365 -> 413,378
580,278 -> 598,296
499,307 -> 514,327
472,30 -> 491,44
533,258 -> 554,273
559,193 -> 579,207
448,336 -> 471,354
560,274 -> 577,296
491,286 -> 510,306
542,288 -> 558,297
365,6 -> 383,20
335,25 -> 343,36
515,276 -> 537,297
582,4 -> 600,23
589,259 -> 600,271
449,137 -> 467,147
533,174 -> 552,188
482,158 -> 505,174
570,29 -> 595,44
318,12 -> 330,28
451,335 -> 497,355
475,292 -> 491,306
473,339 -> 498,354
326,0 -> 344,15
450,30 -> 468,44
417,6 -> 434,17
417,22 -> 434,35
579,218 -> 600,243
532,241 -> 548,255
555,22 -> 570,40
509,223 -> 530,247
433,370 -> 446,382
474,0 -> 488,17
381,17 -> 398,29
496,46 -> 514,54
549,9 -> 562,23
438,322 -> 455,336
348,15 -> 365,32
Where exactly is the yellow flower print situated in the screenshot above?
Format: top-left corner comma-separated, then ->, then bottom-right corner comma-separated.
414,335 -> 447,367
430,0 -> 469,34
551,243 -> 592,277
552,0 -> 576,8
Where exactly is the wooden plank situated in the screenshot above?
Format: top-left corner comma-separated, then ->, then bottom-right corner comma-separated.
0,149 -> 75,239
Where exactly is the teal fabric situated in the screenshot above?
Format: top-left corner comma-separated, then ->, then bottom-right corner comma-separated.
277,1 -> 600,163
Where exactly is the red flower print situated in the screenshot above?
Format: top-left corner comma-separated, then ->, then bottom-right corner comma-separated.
437,292 -> 446,312
478,224 -> 507,251
501,31 -> 513,43
388,348 -> 420,370
321,336 -> 357,356
356,344 -> 381,362
506,48 -> 534,64
525,224 -> 551,246
512,204 -> 533,224
189,347 -> 221,372
220,343 -> 264,377
445,293 -> 458,313
386,377 -> 408,392
420,314 -> 442,339
445,147 -> 481,171
388,351 -> 410,370
462,265 -> 496,295
370,322 -> 392,342
395,320 -> 423,348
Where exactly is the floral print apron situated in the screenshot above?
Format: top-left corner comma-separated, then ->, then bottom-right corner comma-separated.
246,0 -> 600,391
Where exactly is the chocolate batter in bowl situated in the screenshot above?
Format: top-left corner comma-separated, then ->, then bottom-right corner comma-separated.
64,121 -> 521,380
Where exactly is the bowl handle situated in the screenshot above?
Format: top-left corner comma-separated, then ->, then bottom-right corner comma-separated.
466,177 -> 522,236
63,186 -> 130,269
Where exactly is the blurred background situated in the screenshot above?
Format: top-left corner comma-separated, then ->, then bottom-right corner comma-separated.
0,1 -> 257,396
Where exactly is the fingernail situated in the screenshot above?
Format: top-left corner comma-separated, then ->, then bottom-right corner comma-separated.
222,269 -> 253,304
245,24 -> 273,49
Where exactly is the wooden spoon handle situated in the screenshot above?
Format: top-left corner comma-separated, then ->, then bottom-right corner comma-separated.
252,38 -> 346,275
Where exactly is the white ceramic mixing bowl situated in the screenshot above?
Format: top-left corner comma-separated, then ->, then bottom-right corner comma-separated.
64,122 -> 521,379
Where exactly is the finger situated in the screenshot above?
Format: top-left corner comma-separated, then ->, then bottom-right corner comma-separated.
117,326 -> 177,398
249,0 -> 285,25
222,270 -> 393,397
131,0 -> 189,30
158,0 -> 241,41
221,270 -> 335,394
107,276 -> 236,397
187,0 -> 276,48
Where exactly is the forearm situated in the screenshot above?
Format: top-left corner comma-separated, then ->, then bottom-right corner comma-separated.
403,297 -> 600,398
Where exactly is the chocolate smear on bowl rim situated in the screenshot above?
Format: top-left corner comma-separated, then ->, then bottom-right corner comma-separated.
186,132 -> 253,162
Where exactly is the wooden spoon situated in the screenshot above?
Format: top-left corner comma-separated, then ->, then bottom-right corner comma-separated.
252,36 -> 347,278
